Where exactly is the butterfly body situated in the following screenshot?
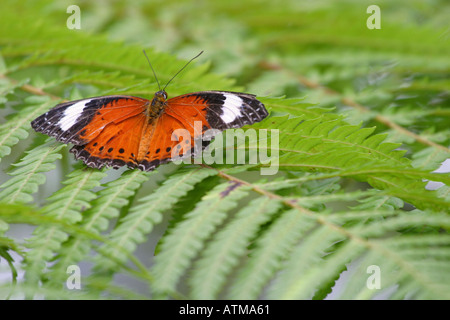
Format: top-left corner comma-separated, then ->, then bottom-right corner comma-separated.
147,90 -> 167,119
31,90 -> 268,171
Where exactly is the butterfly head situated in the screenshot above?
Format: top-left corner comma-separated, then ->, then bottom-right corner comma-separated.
154,90 -> 168,101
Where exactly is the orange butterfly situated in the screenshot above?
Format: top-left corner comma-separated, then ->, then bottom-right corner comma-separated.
31,52 -> 268,171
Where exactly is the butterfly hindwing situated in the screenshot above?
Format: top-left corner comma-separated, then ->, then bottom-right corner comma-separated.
137,112 -> 194,171
70,112 -> 151,169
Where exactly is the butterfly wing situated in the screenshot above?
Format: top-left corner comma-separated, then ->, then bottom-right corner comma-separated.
135,91 -> 269,171
70,112 -> 149,169
136,112 -> 193,171
31,95 -> 149,144
31,95 -> 150,169
165,91 -> 268,131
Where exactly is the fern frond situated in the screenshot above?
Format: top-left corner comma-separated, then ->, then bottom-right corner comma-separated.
46,169 -> 151,286
0,74 -> 28,107
339,234 -> 450,299
260,96 -> 334,119
23,167 -> 107,289
92,167 -> 217,273
266,210 -> 450,300
0,96 -> 57,161
226,209 -> 316,299
151,180 -> 251,296
0,138 -> 64,203
268,238 -> 363,299
189,196 -> 282,299
412,146 -> 450,171
251,114 -> 449,210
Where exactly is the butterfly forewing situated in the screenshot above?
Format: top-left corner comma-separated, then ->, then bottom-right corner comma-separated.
166,91 -> 268,131
31,96 -> 148,145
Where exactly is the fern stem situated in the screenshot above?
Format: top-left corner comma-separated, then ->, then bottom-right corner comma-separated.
206,165 -> 448,297
0,74 -> 62,101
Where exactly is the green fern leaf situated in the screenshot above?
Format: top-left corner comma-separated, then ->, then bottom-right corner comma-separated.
23,167 -> 107,289
0,96 -> 57,160
189,196 -> 282,299
93,167 -> 217,273
151,180 -> 251,296
227,209 -> 316,299
0,138 -> 65,203
46,169 -> 151,286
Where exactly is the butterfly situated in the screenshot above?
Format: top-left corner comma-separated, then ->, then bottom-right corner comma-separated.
30,51 -> 268,171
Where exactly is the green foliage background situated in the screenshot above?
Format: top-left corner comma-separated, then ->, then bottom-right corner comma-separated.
0,0 -> 449,299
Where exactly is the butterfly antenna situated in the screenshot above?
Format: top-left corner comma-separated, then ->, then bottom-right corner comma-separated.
163,51 -> 203,92
143,50 -> 162,91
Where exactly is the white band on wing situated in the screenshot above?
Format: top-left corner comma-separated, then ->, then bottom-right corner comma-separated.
58,99 -> 92,131
220,93 -> 243,124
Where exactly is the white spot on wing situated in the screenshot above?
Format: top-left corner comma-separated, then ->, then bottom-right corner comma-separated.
221,94 -> 243,124
58,99 -> 92,131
